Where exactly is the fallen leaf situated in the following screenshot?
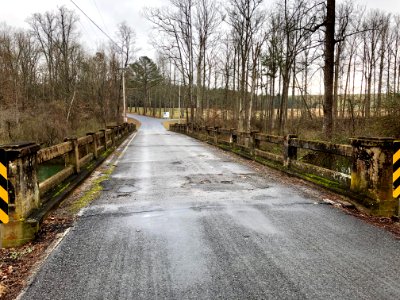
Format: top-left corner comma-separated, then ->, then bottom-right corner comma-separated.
0,283 -> 8,297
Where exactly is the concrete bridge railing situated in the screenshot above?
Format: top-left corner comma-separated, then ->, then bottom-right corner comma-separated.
0,123 -> 135,248
170,123 -> 397,217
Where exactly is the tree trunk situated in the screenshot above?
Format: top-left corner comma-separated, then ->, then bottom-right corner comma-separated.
323,0 -> 335,140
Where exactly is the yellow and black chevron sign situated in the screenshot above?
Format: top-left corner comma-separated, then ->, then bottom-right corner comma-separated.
394,141 -> 400,199
0,151 -> 9,224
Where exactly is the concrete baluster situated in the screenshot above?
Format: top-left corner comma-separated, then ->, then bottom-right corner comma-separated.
100,129 -> 107,150
107,126 -> 116,147
251,131 -> 260,157
87,132 -> 98,159
232,130 -> 238,148
65,137 -> 80,173
0,143 -> 40,247
214,127 -> 219,144
350,137 -> 397,216
283,134 -> 298,168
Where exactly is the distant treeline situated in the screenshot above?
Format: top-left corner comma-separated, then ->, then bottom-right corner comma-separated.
0,7 -> 135,145
134,0 -> 400,140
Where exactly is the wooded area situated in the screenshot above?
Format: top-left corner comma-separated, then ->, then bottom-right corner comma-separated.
138,0 -> 400,142
0,7 -> 135,145
1,0 -> 400,146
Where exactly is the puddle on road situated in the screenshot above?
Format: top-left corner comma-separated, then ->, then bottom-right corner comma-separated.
221,180 -> 233,184
200,179 -> 211,184
251,194 -> 275,201
117,193 -> 131,198
118,184 -> 137,193
100,180 -> 113,191
227,206 -> 280,236
181,174 -> 265,193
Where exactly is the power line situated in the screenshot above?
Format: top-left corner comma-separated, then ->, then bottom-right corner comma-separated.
92,0 -> 109,34
69,0 -> 121,51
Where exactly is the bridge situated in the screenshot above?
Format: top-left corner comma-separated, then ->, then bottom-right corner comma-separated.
1,115 -> 400,299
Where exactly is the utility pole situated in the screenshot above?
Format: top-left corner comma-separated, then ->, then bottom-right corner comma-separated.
122,68 -> 127,123
178,81 -> 181,124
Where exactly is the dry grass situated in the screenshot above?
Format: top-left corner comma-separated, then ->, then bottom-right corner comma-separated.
128,107 -> 187,119
162,120 -> 187,130
127,117 -> 141,130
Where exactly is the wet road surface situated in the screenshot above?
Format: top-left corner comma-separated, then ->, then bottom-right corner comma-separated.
22,115 -> 400,299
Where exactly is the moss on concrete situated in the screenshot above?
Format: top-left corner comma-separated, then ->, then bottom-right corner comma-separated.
254,156 -> 285,171
217,143 -> 233,152
53,182 -> 71,197
175,129 -> 399,217
69,167 -> 115,213
0,220 -> 40,248
231,147 -> 253,160
301,173 -> 343,190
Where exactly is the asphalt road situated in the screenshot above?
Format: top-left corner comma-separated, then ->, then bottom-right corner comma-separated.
22,115 -> 400,299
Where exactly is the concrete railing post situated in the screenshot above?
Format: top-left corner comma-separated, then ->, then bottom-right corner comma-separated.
350,137 -> 397,216
87,132 -> 98,159
107,126 -> 116,147
243,132 -> 250,148
119,124 -> 123,138
214,127 -> 219,144
100,129 -> 107,151
65,137 -> 80,173
228,129 -> 234,145
206,127 -> 211,141
191,125 -> 196,137
284,134 -> 298,167
115,126 -> 120,141
121,124 -> 126,137
0,142 -> 41,248
251,131 -> 260,156
232,130 -> 238,147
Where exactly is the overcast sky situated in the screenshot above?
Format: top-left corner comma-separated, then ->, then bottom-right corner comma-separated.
0,0 -> 399,60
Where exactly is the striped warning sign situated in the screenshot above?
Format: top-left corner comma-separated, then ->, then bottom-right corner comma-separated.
0,151 -> 9,224
394,141 -> 400,199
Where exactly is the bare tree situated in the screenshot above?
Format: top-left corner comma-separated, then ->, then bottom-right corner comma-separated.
194,0 -> 220,123
323,0 -> 335,139
145,0 -> 196,122
227,0 -> 264,132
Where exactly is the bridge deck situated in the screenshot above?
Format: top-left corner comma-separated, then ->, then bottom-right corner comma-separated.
22,115 -> 400,299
